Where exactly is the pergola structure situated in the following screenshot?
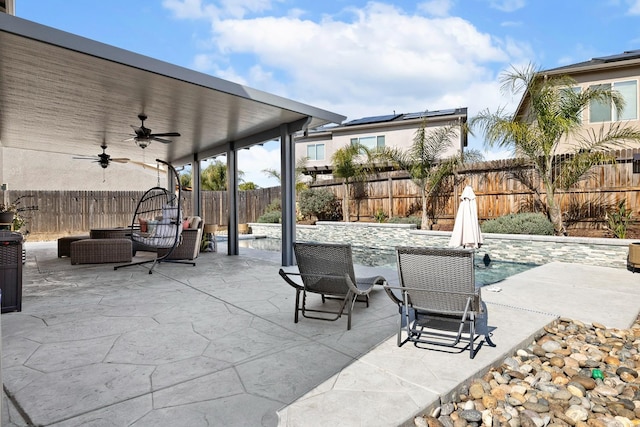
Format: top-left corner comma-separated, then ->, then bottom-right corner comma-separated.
0,13 -> 346,265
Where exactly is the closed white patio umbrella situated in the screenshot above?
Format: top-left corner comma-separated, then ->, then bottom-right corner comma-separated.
449,186 -> 483,248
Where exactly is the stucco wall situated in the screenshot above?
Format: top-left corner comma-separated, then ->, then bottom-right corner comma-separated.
1,147 -> 163,190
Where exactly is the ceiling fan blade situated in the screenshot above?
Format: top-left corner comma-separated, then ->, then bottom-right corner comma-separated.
72,156 -> 98,160
128,160 -> 164,170
151,132 -> 180,137
111,158 -> 130,163
130,125 -> 146,137
152,136 -> 173,144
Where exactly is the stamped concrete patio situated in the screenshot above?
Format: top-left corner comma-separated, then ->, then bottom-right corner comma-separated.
2,241 -> 639,426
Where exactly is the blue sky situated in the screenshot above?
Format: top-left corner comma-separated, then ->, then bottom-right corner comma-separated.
15,0 -> 640,187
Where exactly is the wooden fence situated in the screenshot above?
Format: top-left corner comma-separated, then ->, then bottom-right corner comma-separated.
308,148 -> 640,227
0,187 -> 282,240
3,149 -> 639,239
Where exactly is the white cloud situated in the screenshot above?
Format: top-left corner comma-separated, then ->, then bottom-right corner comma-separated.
488,0 -> 526,13
417,0 -> 453,17
627,0 -> 640,14
163,0 -> 279,20
166,1 -> 530,168
500,20 -> 522,27
199,2 -> 526,121
238,143 -> 282,188
481,148 -> 513,160
162,0 -> 215,19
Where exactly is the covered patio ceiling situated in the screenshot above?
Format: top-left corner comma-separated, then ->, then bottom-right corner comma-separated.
0,13 -> 345,167
0,13 -> 346,265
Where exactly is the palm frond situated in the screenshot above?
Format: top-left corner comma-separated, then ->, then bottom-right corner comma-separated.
470,62 -> 640,235
331,142 -> 375,183
555,151 -> 614,190
577,122 -> 640,151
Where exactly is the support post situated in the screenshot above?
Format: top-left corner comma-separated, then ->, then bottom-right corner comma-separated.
281,124 -> 296,266
227,145 -> 239,255
191,154 -> 202,217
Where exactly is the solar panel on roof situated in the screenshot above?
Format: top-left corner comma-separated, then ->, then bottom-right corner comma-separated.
592,50 -> 640,63
402,112 -> 427,120
344,114 -> 401,126
428,108 -> 456,117
402,109 -> 458,120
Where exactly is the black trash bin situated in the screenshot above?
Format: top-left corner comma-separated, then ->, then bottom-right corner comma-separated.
0,231 -> 23,312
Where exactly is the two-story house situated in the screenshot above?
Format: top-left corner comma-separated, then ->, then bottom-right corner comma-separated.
295,108 -> 468,179
516,50 -> 640,152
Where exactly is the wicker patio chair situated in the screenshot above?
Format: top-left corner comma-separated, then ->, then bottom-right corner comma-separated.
278,242 -> 386,330
391,246 -> 495,358
157,217 -> 203,260
114,159 -> 188,274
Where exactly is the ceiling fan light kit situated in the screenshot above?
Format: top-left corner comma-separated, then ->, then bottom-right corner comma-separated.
73,114 -> 181,169
130,113 -> 180,149
135,138 -> 151,149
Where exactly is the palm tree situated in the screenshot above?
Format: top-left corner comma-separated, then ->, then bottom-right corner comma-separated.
378,123 -> 481,229
179,172 -> 192,190
331,142 -> 375,222
262,156 -> 309,192
472,64 -> 640,235
239,182 -> 259,191
201,160 -> 244,191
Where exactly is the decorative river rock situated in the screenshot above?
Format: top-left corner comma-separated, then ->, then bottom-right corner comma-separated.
414,316 -> 640,427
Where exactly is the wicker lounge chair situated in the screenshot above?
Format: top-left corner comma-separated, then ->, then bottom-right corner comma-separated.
157,217 -> 203,260
389,246 -> 495,358
278,242 -> 386,330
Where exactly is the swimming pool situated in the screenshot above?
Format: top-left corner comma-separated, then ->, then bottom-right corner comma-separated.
238,237 -> 539,287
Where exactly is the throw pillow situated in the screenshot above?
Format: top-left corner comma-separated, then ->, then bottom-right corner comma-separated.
183,218 -> 191,230
139,218 -> 148,233
189,216 -> 202,229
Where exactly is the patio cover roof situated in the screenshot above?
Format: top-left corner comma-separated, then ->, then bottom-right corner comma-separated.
0,13 -> 346,265
0,13 -> 345,166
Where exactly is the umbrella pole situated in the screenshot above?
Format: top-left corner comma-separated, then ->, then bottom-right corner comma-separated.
453,185 -> 459,223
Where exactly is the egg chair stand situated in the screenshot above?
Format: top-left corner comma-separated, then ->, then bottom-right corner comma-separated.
114,159 -> 193,274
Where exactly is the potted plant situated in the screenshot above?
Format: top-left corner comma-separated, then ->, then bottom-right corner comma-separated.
0,196 -> 37,233
0,202 -> 17,225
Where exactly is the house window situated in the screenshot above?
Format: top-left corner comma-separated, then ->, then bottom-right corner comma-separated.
562,86 -> 583,123
306,143 -> 325,161
589,80 -> 638,123
615,80 -> 637,120
350,135 -> 385,150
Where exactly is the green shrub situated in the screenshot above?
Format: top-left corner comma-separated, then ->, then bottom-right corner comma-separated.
298,189 -> 342,221
605,200 -> 632,238
257,199 -> 282,223
387,216 -> 422,228
257,210 -> 281,223
373,208 -> 388,223
481,213 -> 554,235
264,199 -> 281,213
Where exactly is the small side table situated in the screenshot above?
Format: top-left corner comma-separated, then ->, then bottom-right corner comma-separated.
628,242 -> 640,272
202,224 -> 217,252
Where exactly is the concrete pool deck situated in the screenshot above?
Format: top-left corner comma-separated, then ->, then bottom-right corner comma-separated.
2,241 -> 639,426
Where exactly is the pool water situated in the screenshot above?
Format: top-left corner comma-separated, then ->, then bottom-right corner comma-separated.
239,237 -> 539,287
